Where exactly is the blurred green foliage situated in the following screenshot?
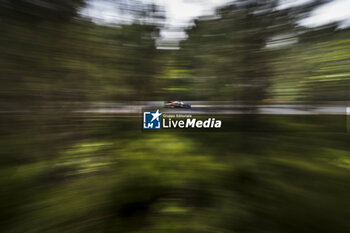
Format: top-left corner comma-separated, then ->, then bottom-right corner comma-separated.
2,117 -> 350,233
2,0 -> 350,104
1,0 -> 350,233
0,1 -> 163,106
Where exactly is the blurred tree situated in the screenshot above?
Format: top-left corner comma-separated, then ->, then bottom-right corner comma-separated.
178,0 -> 332,101
0,0 -> 85,21
268,23 -> 350,101
0,0 -> 165,106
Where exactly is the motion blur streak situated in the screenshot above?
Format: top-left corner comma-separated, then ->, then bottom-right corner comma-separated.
1,0 -> 350,233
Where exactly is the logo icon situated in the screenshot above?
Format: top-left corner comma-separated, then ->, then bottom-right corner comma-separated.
143,109 -> 162,129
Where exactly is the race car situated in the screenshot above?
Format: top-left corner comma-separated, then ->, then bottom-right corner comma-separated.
164,101 -> 191,109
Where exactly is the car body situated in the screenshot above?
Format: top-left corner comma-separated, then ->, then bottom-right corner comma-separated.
164,101 -> 191,109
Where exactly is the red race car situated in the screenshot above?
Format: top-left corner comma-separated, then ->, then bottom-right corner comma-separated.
164,101 -> 191,109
